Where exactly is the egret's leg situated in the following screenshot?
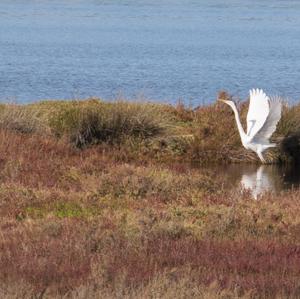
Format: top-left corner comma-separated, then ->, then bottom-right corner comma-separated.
257,151 -> 266,163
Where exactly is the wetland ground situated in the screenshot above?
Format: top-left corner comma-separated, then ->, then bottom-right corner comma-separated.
0,97 -> 300,298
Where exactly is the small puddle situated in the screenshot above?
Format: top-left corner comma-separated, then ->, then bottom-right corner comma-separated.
196,164 -> 300,199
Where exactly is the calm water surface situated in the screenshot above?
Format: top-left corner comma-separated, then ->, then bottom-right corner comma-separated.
1,0 -> 300,104
203,164 -> 300,198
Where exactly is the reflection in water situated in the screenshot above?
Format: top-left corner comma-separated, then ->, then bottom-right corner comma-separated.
238,164 -> 300,198
197,163 -> 300,199
241,166 -> 273,199
239,164 -> 300,198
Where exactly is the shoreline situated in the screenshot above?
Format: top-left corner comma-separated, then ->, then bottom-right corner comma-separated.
0,95 -> 299,164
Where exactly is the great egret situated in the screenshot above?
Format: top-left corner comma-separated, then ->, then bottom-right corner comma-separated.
219,89 -> 282,163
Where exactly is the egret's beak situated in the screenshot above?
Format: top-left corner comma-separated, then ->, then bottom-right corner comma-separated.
218,99 -> 234,108
218,99 -> 229,104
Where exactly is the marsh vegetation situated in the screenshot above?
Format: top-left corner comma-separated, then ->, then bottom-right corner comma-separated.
1,96 -> 300,298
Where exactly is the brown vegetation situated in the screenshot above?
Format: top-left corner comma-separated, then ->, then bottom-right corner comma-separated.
0,96 -> 300,298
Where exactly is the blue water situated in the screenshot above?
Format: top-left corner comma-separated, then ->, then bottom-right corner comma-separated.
1,0 -> 300,104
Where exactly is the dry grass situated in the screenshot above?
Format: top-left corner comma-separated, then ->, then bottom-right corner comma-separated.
0,104 -> 49,134
30,99 -> 170,147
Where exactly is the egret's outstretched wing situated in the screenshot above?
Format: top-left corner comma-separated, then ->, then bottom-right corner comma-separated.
252,96 -> 282,144
247,89 -> 270,138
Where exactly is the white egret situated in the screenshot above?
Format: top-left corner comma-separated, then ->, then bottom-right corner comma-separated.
219,89 -> 282,163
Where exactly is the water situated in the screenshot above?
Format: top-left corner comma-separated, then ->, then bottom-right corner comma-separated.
203,164 -> 300,199
1,0 -> 300,104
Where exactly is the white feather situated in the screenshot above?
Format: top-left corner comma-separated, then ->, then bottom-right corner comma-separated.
252,96 -> 282,144
246,88 -> 270,138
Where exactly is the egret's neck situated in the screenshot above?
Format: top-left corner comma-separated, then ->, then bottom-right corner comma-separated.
226,101 -> 247,141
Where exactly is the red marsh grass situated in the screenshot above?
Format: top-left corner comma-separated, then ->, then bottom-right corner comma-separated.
1,218 -> 300,298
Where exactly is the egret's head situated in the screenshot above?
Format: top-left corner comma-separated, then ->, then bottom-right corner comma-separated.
217,90 -> 232,105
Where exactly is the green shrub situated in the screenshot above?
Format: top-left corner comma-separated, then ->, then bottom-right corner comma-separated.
46,100 -> 169,147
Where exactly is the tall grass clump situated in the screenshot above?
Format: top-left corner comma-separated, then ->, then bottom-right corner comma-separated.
44,99 -> 170,147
